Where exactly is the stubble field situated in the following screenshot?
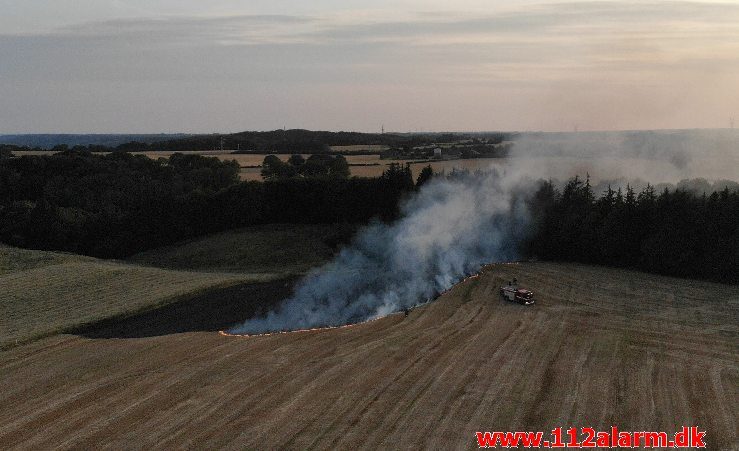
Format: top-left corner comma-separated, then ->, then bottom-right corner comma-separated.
0,224 -> 348,350
0,245 -> 272,350
1,261 -> 737,449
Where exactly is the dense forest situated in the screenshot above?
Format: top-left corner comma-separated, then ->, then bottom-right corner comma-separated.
1,151 -> 736,282
528,176 -> 739,283
0,151 -> 416,257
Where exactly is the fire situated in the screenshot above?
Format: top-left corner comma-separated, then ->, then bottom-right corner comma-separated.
219,264 -> 505,339
219,315 -> 386,338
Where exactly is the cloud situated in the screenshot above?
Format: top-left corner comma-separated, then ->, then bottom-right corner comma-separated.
1,1 -> 738,132
7,2 -> 739,46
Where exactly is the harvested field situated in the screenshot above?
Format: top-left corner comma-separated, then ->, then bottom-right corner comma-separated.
0,247 -> 274,349
330,145 -> 390,152
1,224 -> 343,349
0,244 -> 94,275
1,262 -> 737,449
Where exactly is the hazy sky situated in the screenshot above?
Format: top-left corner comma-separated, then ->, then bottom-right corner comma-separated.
1,0 -> 738,133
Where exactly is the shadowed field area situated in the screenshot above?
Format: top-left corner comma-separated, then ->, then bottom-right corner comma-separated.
128,224 -> 354,274
1,262 -> 737,449
0,247 -> 273,350
0,225 -> 348,350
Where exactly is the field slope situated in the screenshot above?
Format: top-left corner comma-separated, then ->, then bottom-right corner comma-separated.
129,224 -> 351,274
1,225 -> 346,349
0,245 -> 274,349
0,262 -> 737,449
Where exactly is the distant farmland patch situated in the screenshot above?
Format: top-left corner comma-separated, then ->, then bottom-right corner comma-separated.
329,144 -> 390,153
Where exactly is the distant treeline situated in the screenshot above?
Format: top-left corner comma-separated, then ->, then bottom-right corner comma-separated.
2,130 -> 509,154
527,177 -> 739,283
0,134 -> 190,150
260,154 -> 353,179
0,151 -> 418,258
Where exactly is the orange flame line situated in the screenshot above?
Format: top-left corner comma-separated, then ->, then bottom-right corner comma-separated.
219,314 -> 386,338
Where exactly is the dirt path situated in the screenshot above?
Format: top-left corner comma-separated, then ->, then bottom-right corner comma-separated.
1,262 -> 737,449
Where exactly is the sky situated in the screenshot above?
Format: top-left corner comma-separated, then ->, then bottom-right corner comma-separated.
1,0 -> 738,133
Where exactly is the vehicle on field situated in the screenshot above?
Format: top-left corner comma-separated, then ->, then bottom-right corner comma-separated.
499,279 -> 535,305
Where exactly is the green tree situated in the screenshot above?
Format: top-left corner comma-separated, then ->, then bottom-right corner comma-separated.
416,165 -> 434,187
288,154 -> 305,168
301,154 -> 331,177
261,155 -> 295,180
327,155 -> 350,178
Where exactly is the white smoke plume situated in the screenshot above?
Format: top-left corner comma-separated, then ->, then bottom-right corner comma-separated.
229,129 -> 739,335
508,129 -> 739,187
229,168 -> 533,334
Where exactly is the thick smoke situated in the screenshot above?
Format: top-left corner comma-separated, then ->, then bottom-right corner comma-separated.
229,169 -> 532,334
229,129 -> 739,335
509,129 -> 739,189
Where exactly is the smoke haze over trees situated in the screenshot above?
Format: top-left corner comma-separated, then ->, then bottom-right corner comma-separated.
230,168 -> 738,335
228,130 -> 739,333
528,177 -> 739,283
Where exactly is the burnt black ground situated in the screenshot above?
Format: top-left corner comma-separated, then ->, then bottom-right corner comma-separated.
71,278 -> 298,339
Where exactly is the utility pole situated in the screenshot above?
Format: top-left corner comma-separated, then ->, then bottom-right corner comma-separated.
731,117 -> 735,129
